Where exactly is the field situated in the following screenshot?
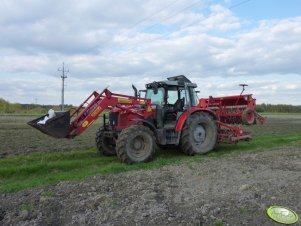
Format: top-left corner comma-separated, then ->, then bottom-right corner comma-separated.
0,115 -> 101,157
1,114 -> 301,157
0,114 -> 301,225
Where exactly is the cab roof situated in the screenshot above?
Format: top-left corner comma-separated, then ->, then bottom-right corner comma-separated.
145,75 -> 197,89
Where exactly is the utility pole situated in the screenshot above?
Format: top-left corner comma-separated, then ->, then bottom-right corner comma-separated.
58,62 -> 69,111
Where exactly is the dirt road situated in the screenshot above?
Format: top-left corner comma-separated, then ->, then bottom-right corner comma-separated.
1,146 -> 300,225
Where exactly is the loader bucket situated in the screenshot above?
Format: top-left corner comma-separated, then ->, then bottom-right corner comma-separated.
27,111 -> 71,138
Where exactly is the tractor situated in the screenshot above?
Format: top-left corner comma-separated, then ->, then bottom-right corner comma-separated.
28,75 -> 252,164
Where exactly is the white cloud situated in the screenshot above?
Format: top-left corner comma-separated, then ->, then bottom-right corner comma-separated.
0,1 -> 300,105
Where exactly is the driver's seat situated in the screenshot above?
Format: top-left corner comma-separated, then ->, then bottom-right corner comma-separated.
163,97 -> 184,122
173,97 -> 184,112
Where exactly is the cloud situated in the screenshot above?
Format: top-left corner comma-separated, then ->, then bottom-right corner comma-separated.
0,1 -> 300,105
213,17 -> 301,75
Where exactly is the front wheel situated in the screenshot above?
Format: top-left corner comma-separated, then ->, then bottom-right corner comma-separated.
95,127 -> 116,156
116,125 -> 155,164
180,112 -> 217,155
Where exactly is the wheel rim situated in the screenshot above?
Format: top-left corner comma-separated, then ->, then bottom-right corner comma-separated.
246,111 -> 255,123
129,134 -> 150,158
193,125 -> 206,144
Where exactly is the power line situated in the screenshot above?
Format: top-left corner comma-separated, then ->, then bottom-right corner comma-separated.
58,62 -> 69,111
155,0 -> 253,40
141,0 -> 203,33
229,0 -> 251,9
99,0 -> 181,52
129,0 -> 181,29
100,0 -> 203,53
99,0 -> 252,55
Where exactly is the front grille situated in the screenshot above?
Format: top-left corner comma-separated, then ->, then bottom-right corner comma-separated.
109,112 -> 119,126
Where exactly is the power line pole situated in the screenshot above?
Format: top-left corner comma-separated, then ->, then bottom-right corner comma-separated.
58,62 -> 69,111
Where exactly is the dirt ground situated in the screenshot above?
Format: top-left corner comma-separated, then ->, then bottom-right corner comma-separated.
1,114 -> 301,157
1,147 -> 300,225
0,114 -> 301,225
0,115 -> 102,157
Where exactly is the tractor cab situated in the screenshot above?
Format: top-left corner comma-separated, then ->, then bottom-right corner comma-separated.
145,75 -> 198,128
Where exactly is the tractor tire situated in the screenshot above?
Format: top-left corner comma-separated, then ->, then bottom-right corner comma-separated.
180,112 -> 217,155
241,108 -> 255,125
116,125 -> 155,164
95,126 -> 116,156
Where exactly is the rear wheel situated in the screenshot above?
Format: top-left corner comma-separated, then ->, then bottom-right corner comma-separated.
95,126 -> 116,156
180,112 -> 217,155
242,108 -> 255,125
116,125 -> 155,164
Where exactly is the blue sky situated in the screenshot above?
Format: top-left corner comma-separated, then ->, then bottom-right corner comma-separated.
230,0 -> 301,20
0,0 -> 300,105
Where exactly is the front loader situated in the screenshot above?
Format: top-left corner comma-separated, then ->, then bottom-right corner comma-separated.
28,75 -> 252,164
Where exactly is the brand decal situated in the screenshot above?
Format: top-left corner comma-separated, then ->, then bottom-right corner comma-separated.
118,98 -> 132,104
91,106 -> 102,117
82,121 -> 89,127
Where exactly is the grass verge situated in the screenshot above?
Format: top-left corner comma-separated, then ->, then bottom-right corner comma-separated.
260,112 -> 301,116
0,133 -> 300,193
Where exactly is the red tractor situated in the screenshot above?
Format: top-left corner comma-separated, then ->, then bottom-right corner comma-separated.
28,75 -> 253,163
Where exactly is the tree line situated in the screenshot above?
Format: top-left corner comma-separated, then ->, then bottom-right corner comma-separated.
256,103 -> 301,113
0,98 -> 300,114
0,98 -> 74,114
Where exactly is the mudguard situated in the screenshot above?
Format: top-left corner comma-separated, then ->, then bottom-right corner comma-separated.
175,108 -> 216,132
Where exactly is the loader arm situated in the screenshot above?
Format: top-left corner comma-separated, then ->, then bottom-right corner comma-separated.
68,88 -> 151,138
28,88 -> 151,139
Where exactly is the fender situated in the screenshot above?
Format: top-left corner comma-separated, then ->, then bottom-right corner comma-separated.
131,118 -> 157,131
175,108 -> 216,132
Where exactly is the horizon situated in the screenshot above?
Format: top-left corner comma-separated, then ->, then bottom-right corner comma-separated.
1,97 -> 301,107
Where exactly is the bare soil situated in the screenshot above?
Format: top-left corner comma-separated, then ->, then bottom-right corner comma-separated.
0,114 -> 300,225
1,114 -> 301,157
0,115 -> 102,157
1,146 -> 300,225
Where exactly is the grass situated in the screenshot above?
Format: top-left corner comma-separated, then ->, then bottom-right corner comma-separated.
41,191 -> 55,197
239,207 -> 250,214
214,219 -> 224,226
0,133 -> 300,193
20,203 -> 35,212
260,112 -> 301,115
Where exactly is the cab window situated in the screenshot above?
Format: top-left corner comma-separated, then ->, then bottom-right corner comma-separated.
167,90 -> 178,104
146,87 -> 164,105
189,88 -> 198,107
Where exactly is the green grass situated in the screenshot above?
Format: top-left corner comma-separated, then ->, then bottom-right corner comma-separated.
260,112 -> 301,115
0,133 -> 300,193
214,219 -> 224,226
20,203 -> 36,213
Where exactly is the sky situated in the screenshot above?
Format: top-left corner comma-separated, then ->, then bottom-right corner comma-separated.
0,0 -> 300,105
